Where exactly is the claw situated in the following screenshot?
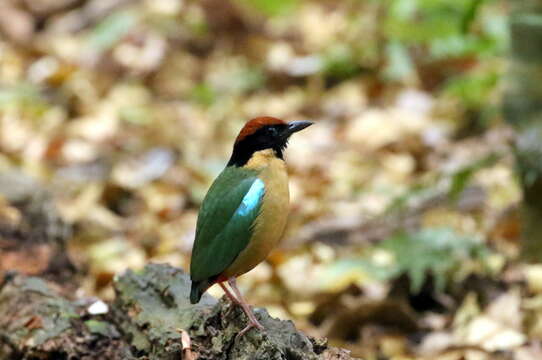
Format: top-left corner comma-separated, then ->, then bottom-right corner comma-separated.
236,316 -> 264,340
227,277 -> 266,339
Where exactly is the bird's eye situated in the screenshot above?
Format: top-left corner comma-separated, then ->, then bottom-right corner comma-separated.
267,127 -> 278,136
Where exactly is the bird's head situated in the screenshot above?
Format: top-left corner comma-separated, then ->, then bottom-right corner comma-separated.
227,116 -> 313,167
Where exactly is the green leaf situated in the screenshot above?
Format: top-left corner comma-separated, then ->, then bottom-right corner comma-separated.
383,0 -> 506,59
461,0 -> 485,33
190,83 -> 217,106
237,0 -> 299,17
323,45 -> 361,81
378,227 -> 489,293
448,153 -> 500,202
443,69 -> 499,107
0,84 -> 49,115
86,11 -> 137,53
382,41 -> 415,81
321,227 -> 489,294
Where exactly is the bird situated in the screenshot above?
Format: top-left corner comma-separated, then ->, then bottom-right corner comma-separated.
189,116 -> 313,337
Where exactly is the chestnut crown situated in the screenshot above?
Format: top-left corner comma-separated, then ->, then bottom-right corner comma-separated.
227,117 -> 312,167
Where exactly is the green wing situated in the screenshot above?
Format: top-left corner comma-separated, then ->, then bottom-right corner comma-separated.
190,166 -> 264,282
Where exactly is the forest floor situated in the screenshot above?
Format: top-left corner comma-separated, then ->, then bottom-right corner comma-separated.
2,0 -> 540,359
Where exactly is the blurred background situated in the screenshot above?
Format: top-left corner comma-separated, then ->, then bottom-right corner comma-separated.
2,0 -> 542,358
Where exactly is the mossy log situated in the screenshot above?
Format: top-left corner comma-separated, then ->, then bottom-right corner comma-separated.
0,264 -> 354,359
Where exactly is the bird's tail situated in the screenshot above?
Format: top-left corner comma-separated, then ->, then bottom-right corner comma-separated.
190,279 -> 210,304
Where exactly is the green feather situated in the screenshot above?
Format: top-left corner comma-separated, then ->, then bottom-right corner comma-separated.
190,166 -> 264,302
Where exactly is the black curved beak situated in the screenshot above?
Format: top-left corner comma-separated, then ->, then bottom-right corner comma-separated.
283,120 -> 313,138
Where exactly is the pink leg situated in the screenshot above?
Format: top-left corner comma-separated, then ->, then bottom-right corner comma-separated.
219,282 -> 240,304
227,277 -> 264,338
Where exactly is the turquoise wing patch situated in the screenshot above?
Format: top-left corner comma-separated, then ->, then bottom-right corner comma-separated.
235,179 -> 264,217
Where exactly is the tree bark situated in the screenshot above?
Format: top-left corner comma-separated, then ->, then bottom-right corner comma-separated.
505,1 -> 542,261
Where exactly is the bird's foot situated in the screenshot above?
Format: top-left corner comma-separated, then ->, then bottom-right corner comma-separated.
236,315 -> 264,340
226,277 -> 265,339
